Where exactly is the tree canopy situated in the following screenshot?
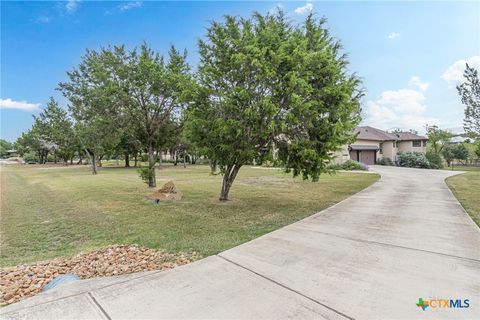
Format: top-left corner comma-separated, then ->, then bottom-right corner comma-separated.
33,97 -> 76,163
457,63 -> 480,137
425,125 -> 453,154
187,12 -> 362,200
0,139 -> 13,158
59,49 -> 123,174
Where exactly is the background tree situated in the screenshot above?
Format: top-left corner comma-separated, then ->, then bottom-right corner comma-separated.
114,44 -> 191,187
457,63 -> 480,137
426,125 -> 453,154
14,129 -> 51,163
441,144 -> 455,167
188,12 -> 361,201
474,139 -> 480,159
115,129 -> 141,167
442,143 -> 469,168
453,143 -> 469,165
59,49 -> 122,174
0,139 -> 13,158
33,97 -> 76,164
152,118 -> 181,166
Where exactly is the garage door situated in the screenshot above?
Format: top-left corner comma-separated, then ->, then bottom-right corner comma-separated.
359,150 -> 376,165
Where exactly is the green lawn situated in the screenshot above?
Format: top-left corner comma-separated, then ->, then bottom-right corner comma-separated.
445,166 -> 480,227
0,164 -> 379,267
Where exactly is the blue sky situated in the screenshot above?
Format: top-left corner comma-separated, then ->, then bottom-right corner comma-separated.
1,1 -> 479,142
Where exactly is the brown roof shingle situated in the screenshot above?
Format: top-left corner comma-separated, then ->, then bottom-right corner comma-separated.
355,126 -> 427,141
355,126 -> 398,141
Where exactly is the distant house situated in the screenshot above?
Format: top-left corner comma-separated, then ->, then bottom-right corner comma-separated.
4,149 -> 18,158
335,126 -> 428,165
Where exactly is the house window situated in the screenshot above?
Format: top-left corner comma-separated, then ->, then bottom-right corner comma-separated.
412,141 -> 421,147
393,141 -> 397,148
379,143 -> 383,154
423,140 -> 427,147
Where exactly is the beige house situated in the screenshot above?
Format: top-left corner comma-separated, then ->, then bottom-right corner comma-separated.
335,126 -> 428,165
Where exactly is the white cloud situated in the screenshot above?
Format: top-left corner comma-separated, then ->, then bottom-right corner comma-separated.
120,1 -> 143,11
0,98 -> 41,111
65,0 -> 79,13
441,55 -> 480,86
35,15 -> 51,23
363,88 -> 438,132
377,89 -> 426,114
408,76 -> 430,91
294,3 -> 313,14
387,32 -> 400,39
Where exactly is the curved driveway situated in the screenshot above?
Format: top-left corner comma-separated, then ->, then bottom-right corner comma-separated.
2,166 -> 480,319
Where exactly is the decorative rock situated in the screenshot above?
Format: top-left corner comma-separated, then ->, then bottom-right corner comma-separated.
158,181 -> 177,193
0,245 -> 200,305
149,181 -> 182,201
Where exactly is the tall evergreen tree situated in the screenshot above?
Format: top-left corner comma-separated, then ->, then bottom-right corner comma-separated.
187,12 -> 362,201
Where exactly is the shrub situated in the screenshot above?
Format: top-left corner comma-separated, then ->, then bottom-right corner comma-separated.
328,159 -> 368,171
137,168 -> 155,186
425,150 -> 443,169
377,157 -> 394,166
23,152 -> 38,163
396,152 -> 430,169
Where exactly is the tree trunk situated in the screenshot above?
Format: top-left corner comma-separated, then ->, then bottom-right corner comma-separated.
134,154 -> 138,167
173,151 -> 178,166
54,153 -> 57,164
147,144 -> 156,187
219,164 -> 241,201
70,155 -> 74,165
210,160 -> 217,175
159,151 -> 163,166
116,157 -> 119,166
125,153 -> 130,167
98,155 -> 103,167
183,153 -> 186,168
89,151 -> 97,175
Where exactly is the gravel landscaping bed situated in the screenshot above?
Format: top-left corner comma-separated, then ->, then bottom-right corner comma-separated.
0,245 -> 200,306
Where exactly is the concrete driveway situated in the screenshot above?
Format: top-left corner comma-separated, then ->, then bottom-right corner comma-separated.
2,166 -> 479,319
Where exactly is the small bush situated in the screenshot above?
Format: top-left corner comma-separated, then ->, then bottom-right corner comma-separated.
377,157 -> 394,166
23,152 -> 38,163
425,150 -> 443,169
396,152 -> 430,169
138,167 -> 154,185
328,159 -> 368,171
